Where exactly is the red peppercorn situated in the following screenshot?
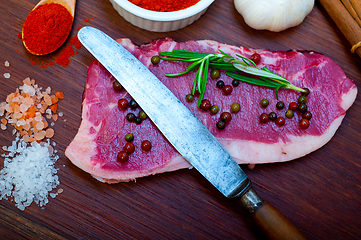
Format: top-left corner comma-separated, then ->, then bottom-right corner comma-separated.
200,99 -> 211,111
276,117 -> 285,126
289,102 -> 298,111
222,85 -> 233,95
123,142 -> 135,154
220,112 -> 232,123
117,151 -> 129,163
302,111 -> 312,120
141,140 -> 152,151
299,119 -> 310,129
259,113 -> 269,123
118,98 -> 128,109
250,53 -> 261,64
113,81 -> 123,91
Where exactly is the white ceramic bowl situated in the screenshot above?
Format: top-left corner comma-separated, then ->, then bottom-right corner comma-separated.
109,0 -> 214,32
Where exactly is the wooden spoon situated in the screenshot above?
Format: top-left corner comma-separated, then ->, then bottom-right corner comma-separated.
22,0 -> 76,55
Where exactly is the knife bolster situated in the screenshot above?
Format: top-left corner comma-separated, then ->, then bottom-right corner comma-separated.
236,187 -> 264,215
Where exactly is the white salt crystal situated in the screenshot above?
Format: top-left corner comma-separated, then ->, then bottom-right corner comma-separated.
3,73 -> 10,79
58,112 -> 63,117
22,84 -> 36,96
4,61 -> 9,67
0,137 -> 60,210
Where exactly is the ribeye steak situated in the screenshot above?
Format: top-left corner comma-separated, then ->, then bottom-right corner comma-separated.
65,38 -> 357,183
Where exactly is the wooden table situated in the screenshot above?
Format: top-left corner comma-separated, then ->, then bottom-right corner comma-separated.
1,1 -> 360,239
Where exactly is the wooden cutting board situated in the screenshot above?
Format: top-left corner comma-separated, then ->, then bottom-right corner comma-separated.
1,0 -> 360,239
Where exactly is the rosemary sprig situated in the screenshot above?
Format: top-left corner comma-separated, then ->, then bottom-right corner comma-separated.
159,49 -> 305,106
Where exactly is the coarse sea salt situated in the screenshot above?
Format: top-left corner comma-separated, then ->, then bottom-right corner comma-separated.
0,137 -> 60,210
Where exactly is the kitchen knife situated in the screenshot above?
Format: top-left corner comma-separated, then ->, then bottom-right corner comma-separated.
78,26 -> 309,240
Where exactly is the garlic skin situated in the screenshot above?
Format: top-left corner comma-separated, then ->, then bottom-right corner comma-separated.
234,0 -> 315,32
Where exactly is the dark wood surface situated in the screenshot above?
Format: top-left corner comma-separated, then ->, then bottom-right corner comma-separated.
1,0 -> 360,239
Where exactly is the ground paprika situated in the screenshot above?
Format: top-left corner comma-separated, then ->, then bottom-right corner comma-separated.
128,0 -> 201,12
22,3 -> 73,55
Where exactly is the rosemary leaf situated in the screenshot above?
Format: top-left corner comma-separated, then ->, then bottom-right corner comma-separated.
159,49 -> 306,104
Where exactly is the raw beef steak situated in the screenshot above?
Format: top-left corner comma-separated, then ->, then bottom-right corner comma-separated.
65,38 -> 357,183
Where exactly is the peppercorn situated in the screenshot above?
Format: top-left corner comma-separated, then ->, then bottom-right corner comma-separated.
260,99 -> 269,108
124,142 -> 135,154
134,117 -> 142,125
285,110 -> 294,119
113,81 -> 123,91
151,55 -> 160,65
232,79 -> 240,87
117,151 -> 129,163
216,80 -> 225,89
129,99 -> 138,109
269,112 -> 277,121
139,110 -> 147,120
186,94 -> 195,102
200,99 -> 211,111
126,113 -> 136,122
298,96 -> 307,104
288,102 -> 298,111
220,112 -> 232,123
276,117 -> 285,126
231,102 -> 241,113
251,53 -> 261,64
298,103 -> 307,113
223,85 -> 233,95
216,120 -> 226,130
118,98 -> 129,110
141,140 -> 152,151
210,69 -> 220,79
276,101 -> 285,110
210,105 -> 219,114
301,88 -> 310,96
302,111 -> 312,120
259,113 -> 269,123
125,133 -> 134,142
299,119 -> 310,129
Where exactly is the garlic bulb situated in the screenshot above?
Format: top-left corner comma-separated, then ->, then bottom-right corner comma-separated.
234,0 -> 314,32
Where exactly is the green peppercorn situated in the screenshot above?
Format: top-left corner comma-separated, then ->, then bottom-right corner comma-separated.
285,110 -> 294,119
210,105 -> 219,114
134,117 -> 142,125
298,96 -> 307,104
298,103 -> 307,113
276,101 -> 285,110
126,113 -> 135,122
151,55 -> 160,65
216,120 -> 226,130
232,79 -> 239,87
139,110 -> 147,120
125,133 -> 134,142
260,99 -> 269,108
301,88 -> 310,96
269,112 -> 277,121
216,80 -> 225,89
210,69 -> 220,79
186,94 -> 195,102
129,99 -> 138,109
231,102 -> 241,113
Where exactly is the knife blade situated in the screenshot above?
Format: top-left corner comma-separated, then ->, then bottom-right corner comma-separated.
78,26 -> 309,240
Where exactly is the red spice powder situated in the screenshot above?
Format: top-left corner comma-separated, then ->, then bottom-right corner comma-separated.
56,45 -> 75,67
22,3 -> 73,55
128,0 -> 201,12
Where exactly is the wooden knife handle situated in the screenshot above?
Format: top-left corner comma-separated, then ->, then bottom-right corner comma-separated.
236,187 -> 309,240
252,201 -> 309,240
